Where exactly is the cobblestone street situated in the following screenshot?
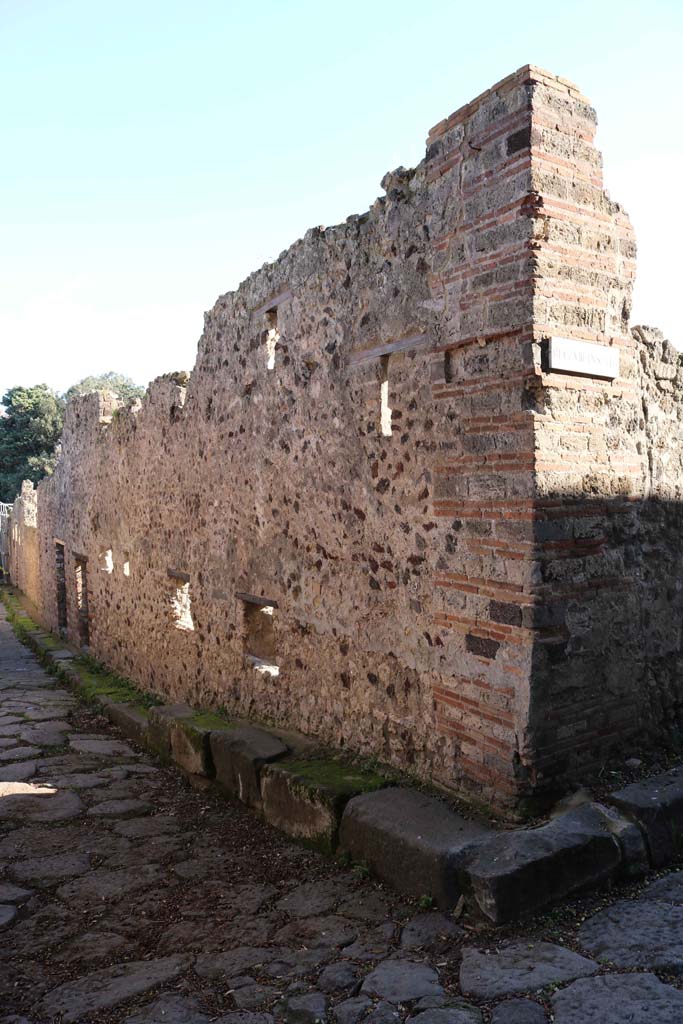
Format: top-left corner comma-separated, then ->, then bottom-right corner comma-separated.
3,603 -> 683,1024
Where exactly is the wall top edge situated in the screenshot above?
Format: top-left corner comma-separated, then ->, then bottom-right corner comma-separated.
427,64 -> 590,144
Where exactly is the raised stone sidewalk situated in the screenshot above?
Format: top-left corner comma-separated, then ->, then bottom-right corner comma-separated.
3,599 -> 683,1023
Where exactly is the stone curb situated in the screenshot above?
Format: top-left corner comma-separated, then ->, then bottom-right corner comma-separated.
4,591 -> 682,924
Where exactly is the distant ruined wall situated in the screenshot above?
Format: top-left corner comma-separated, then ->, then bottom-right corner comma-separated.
14,65 -> 683,812
8,481 -> 41,610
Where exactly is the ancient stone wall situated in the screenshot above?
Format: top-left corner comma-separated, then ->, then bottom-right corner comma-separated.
8,481 -> 41,611
12,65 -> 682,811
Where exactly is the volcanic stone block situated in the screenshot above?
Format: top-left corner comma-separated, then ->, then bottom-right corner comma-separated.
147,704 -> 194,760
261,758 -> 386,852
459,804 -> 622,923
609,766 -> 683,866
105,703 -> 150,748
211,726 -> 288,809
339,788 -> 490,908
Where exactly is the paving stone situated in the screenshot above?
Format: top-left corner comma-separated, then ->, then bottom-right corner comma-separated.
407,1008 -> 482,1024
56,863 -> 163,903
0,782 -> 83,821
18,721 -> 70,745
360,1002 -> 397,1024
0,883 -> 32,904
340,788 -> 489,908
233,984 -> 279,1009
0,737 -> 18,748
275,914 -> 358,949
333,996 -> 372,1024
361,959 -> 443,1002
640,869 -> 683,902
343,922 -> 395,960
460,805 -> 623,923
37,954 -> 188,1022
195,947 -> 279,979
124,993 -> 211,1023
610,766 -> 683,866
43,772 -> 106,789
262,948 -> 330,979
551,973 -> 683,1024
87,797 -> 152,818
113,814 -> 180,837
24,707 -> 73,721
337,891 -> 390,922
0,745 -> 40,761
284,992 -> 328,1024
460,942 -> 597,1000
212,726 -> 288,809
55,930 -> 128,963
215,1015 -> 274,1024
317,961 -> 360,994
490,1000 -> 546,1024
68,736 -> 137,757
0,760 -> 36,781
0,905 -> 17,929
578,898 -> 683,970
276,878 -> 348,917
400,912 -> 463,951
10,852 -> 91,886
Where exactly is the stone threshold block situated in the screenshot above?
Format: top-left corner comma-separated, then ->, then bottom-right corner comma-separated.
148,706 -> 236,777
104,702 -> 150,749
458,803 -> 630,924
261,758 -> 387,853
211,726 -> 289,809
339,787 -> 492,908
609,765 -> 683,866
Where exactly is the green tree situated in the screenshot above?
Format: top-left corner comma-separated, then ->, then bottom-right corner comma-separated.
64,371 -> 145,406
0,385 -> 65,502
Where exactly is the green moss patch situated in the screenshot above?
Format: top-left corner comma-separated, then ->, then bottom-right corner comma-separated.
71,660 -> 161,709
189,710 -> 235,732
280,757 -> 388,800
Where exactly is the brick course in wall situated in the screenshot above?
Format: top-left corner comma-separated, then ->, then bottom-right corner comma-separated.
8,66 -> 682,812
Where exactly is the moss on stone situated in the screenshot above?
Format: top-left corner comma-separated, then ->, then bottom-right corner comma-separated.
279,757 -> 388,802
189,710 -> 235,732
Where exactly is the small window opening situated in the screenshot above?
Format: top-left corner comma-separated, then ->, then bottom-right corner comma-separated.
122,555 -> 130,578
242,597 -> 279,676
265,308 -> 279,371
172,581 -> 195,632
75,557 -> 90,647
444,349 -> 454,384
380,354 -> 392,436
55,542 -> 67,632
99,548 -> 114,574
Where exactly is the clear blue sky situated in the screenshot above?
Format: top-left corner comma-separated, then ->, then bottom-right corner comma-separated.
2,0 -> 681,395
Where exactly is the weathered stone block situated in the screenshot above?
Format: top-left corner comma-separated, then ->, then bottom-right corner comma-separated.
105,703 -> 150,748
459,804 -> 622,923
261,759 -> 386,852
339,788 -> 490,908
211,726 -> 288,809
609,766 -> 683,866
147,704 -> 194,760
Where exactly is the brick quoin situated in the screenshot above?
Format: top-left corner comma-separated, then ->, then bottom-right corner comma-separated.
6,66 -> 683,814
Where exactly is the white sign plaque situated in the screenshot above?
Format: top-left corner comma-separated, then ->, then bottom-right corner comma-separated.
548,337 -> 619,380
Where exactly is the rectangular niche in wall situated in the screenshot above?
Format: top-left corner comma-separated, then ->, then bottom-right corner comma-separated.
239,593 -> 279,676
379,354 -> 392,436
265,308 -> 279,370
74,555 -> 90,648
98,548 -> 114,574
55,541 -> 67,632
167,569 -> 194,632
